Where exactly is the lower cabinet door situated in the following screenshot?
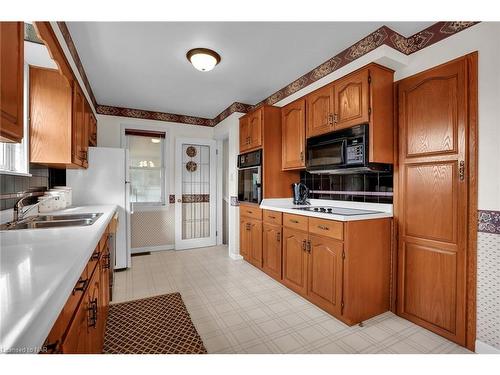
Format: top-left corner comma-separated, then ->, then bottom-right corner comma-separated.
282,228 -> 308,296
99,246 -> 110,329
87,268 -> 103,354
307,235 -> 343,317
249,219 -> 263,268
239,218 -> 249,260
262,223 -> 282,280
61,291 -> 90,353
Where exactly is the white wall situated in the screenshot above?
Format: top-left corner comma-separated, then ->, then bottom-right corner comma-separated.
214,112 -> 243,259
97,115 -> 214,250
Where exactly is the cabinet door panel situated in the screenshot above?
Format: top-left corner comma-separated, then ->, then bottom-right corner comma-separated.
239,116 -> 249,152
306,84 -> 334,138
72,85 -> 86,166
307,235 -> 343,316
249,219 -> 263,268
333,69 -> 369,130
61,291 -> 89,353
262,223 -> 282,280
282,228 -> 308,296
248,109 -> 263,150
239,218 -> 249,259
0,22 -> 24,142
282,99 -> 306,169
87,268 -> 103,354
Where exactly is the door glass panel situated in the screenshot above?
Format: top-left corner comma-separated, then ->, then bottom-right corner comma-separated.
182,144 -> 210,240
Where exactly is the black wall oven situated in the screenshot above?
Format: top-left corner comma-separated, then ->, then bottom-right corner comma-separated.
306,124 -> 391,174
237,149 -> 262,204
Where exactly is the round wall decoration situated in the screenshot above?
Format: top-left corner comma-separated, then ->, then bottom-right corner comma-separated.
186,146 -> 197,158
186,161 -> 198,172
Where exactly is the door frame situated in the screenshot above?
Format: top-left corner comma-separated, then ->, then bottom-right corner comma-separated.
174,137 -> 217,250
392,52 -> 478,351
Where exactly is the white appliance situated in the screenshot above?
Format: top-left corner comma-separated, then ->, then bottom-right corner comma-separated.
66,147 -> 131,269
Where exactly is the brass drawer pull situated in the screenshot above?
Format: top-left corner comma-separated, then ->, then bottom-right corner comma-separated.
290,219 -> 299,224
247,210 -> 253,214
302,239 -> 307,251
317,225 -> 329,230
268,215 -> 276,219
91,250 -> 100,261
276,232 -> 281,242
73,277 -> 88,293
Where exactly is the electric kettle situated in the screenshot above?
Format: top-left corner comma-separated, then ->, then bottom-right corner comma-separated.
292,182 -> 309,205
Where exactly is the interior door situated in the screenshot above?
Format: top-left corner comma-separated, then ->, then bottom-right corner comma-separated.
333,69 -> 369,130
175,138 -> 217,250
306,84 -> 334,138
307,235 -> 343,316
281,99 -> 306,170
397,56 -> 470,346
282,228 -> 308,296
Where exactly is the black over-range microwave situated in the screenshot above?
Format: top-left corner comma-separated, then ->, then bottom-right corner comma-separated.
306,124 -> 391,174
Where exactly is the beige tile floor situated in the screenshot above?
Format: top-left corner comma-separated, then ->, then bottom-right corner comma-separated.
112,245 -> 471,354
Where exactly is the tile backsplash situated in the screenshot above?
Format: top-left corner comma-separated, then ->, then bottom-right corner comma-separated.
300,171 -> 393,203
0,164 -> 66,210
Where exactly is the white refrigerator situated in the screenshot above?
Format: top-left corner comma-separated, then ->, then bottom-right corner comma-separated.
66,147 -> 131,269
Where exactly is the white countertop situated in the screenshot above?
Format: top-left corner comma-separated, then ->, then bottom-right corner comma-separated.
0,205 -> 117,353
259,198 -> 393,221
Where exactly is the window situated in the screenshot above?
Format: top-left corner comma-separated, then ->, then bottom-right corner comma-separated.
125,130 -> 166,205
0,64 -> 29,175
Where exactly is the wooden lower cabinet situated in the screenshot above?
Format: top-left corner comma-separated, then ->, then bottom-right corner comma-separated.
239,204 -> 263,268
262,223 -> 282,280
282,228 -> 308,297
241,209 -> 391,326
307,235 -> 343,317
42,221 -> 114,354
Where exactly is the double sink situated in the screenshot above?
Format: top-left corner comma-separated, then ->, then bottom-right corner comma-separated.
0,213 -> 103,230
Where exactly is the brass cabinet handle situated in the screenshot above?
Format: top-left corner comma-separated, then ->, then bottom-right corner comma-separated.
302,239 -> 307,252
333,113 -> 338,123
290,219 -> 299,224
328,113 -> 334,125
268,215 -> 276,219
247,210 -> 253,214
91,250 -> 100,261
276,232 -> 281,242
307,240 -> 312,253
300,151 -> 304,161
317,225 -> 329,231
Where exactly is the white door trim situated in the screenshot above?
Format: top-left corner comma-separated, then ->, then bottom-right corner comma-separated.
175,138 -> 217,250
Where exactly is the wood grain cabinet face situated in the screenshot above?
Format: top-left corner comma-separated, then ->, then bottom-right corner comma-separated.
262,223 -> 282,280
249,219 -> 263,268
0,22 -> 24,143
282,228 -> 308,296
239,115 -> 250,152
248,108 -> 263,150
307,235 -> 343,316
333,69 -> 369,130
72,85 -> 88,168
397,56 -> 470,346
306,84 -> 334,138
239,217 -> 250,260
281,99 -> 306,170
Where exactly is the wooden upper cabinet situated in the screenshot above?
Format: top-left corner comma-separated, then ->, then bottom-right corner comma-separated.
89,110 -> 97,147
333,69 -> 369,130
281,99 -> 306,170
248,108 -> 263,150
240,108 -> 263,152
0,22 -> 24,143
306,83 -> 334,138
307,235 -> 343,317
29,67 -> 89,168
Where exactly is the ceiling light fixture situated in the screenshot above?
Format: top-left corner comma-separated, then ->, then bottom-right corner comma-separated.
151,138 -> 161,144
186,48 -> 221,72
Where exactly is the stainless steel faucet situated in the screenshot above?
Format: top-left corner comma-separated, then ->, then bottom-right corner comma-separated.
12,189 -> 47,222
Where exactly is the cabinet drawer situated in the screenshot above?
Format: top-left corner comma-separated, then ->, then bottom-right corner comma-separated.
263,210 -> 282,225
308,217 -> 343,240
283,213 -> 308,231
240,204 -> 262,220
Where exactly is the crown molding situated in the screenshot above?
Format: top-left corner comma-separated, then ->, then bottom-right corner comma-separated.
57,21 -> 479,127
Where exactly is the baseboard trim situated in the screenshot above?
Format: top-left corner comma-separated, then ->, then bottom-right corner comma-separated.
475,340 -> 500,354
131,245 -> 174,254
229,253 -> 243,260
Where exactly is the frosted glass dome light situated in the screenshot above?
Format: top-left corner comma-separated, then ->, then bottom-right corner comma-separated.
186,48 -> 221,72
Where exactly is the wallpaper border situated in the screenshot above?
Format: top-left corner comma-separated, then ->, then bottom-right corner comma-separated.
56,21 -> 478,127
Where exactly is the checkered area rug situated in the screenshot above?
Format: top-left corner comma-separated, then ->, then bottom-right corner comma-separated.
103,293 -> 207,354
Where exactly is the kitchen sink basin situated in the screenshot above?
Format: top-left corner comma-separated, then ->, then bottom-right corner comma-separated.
0,213 -> 103,231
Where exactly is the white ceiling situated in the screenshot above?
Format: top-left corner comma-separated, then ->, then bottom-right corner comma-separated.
66,22 -> 434,118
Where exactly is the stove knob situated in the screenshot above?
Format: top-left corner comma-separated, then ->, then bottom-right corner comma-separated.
314,207 -> 319,211
320,208 -> 326,212
326,208 -> 332,213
